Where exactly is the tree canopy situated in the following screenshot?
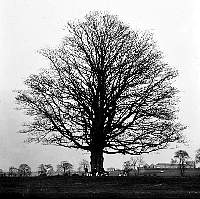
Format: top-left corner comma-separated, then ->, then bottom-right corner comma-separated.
16,11 -> 185,173
174,150 -> 189,163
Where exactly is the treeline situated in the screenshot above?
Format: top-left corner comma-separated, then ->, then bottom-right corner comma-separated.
0,159 -> 90,177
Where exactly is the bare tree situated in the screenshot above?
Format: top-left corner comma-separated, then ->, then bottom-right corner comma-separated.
15,11 -> 185,175
129,156 -> 145,175
174,150 -> 189,176
129,157 -> 138,170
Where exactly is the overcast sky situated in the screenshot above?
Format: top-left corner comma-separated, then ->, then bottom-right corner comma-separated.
0,0 -> 200,171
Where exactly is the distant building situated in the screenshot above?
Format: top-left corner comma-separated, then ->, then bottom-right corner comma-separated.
149,164 -> 155,169
107,169 -> 123,176
155,161 -> 196,169
143,164 -> 150,169
155,163 -> 179,169
106,167 -> 116,172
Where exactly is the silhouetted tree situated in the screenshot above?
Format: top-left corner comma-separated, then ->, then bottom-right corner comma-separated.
18,164 -> 31,176
38,164 -> 47,176
45,164 -> 55,176
16,11 -> 185,175
38,164 -> 54,176
56,164 -> 64,175
174,150 -> 189,176
61,161 -> 73,175
8,166 -> 18,177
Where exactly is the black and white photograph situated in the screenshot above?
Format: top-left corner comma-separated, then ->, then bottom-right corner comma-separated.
0,0 -> 200,198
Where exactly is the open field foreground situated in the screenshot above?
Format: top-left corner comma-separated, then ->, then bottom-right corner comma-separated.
1,176 -> 200,199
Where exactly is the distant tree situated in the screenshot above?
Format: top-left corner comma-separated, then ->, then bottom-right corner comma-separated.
129,157 -> 138,170
18,164 -> 31,176
123,156 -> 145,176
130,156 -> 145,175
8,166 -> 18,177
38,164 -> 55,176
16,11 -> 185,175
61,161 -> 73,176
38,164 -> 47,176
56,164 -> 64,175
78,159 -> 90,175
136,156 -> 145,175
174,150 -> 189,176
123,160 -> 133,176
45,164 -> 55,176
195,148 -> 200,164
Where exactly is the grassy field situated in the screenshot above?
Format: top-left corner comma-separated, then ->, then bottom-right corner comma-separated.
0,176 -> 200,198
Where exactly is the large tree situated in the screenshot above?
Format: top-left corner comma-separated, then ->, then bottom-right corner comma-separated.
16,12 -> 185,175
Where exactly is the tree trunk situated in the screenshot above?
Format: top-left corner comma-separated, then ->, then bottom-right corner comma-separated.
179,162 -> 184,177
181,162 -> 185,177
90,149 -> 104,176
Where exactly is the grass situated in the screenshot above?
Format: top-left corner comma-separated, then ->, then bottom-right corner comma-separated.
0,176 -> 200,198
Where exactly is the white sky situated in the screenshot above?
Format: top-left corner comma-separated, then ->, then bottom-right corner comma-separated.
0,0 -> 200,171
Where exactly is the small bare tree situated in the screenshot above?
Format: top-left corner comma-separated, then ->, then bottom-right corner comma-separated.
129,156 -> 145,175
